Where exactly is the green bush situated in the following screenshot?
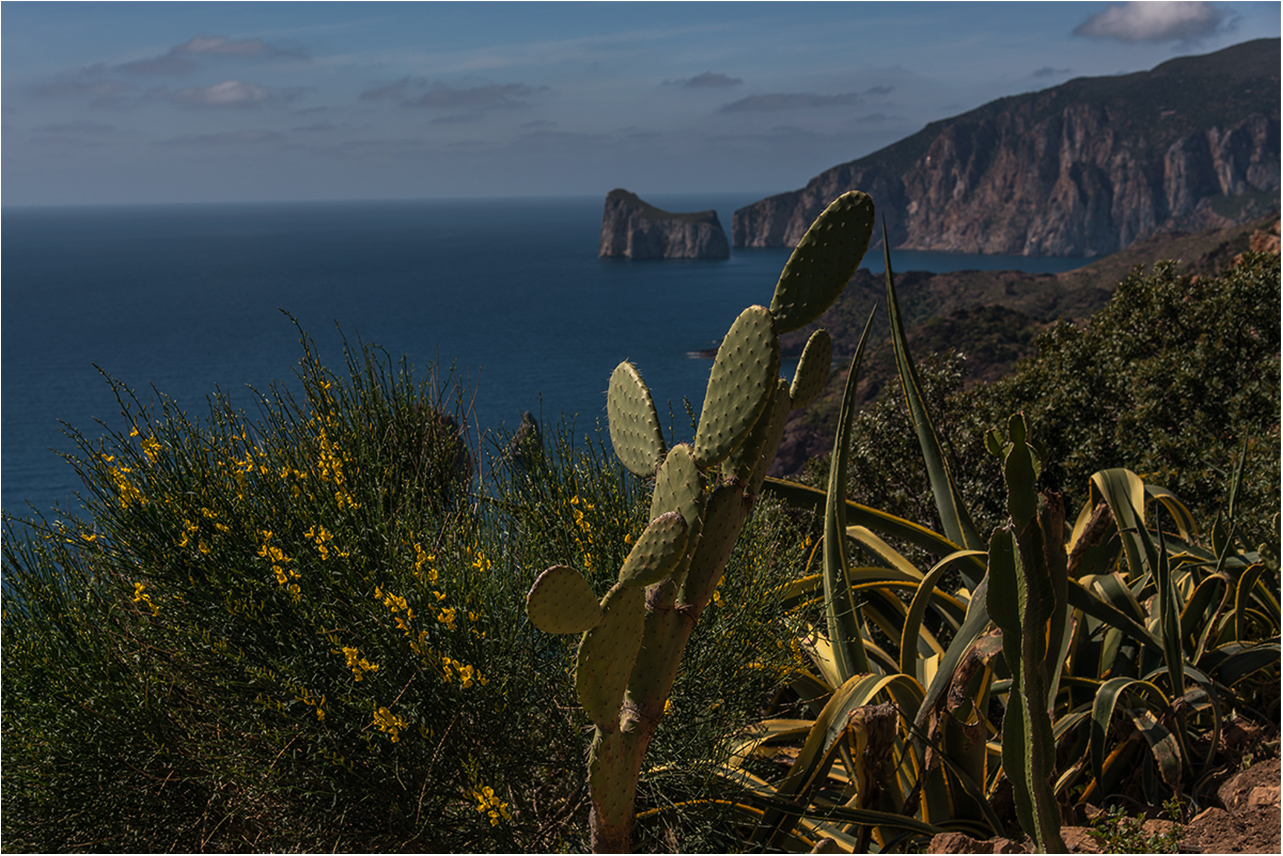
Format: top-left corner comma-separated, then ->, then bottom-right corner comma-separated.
830,253 -> 1280,555
1,331 -> 805,852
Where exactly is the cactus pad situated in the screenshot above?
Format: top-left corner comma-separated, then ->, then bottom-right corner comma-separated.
576,584 -> 646,730
693,305 -> 779,468
618,511 -> 690,588
607,361 -> 667,477
789,329 -> 833,409
679,485 -> 750,609
769,191 -> 875,334
649,444 -> 703,527
526,565 -> 604,634
737,379 -> 793,495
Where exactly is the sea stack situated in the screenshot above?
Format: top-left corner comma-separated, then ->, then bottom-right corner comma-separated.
599,189 -> 730,259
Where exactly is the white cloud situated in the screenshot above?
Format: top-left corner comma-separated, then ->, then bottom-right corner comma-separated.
167,80 -> 292,108
175,35 -> 281,57
1073,1 -> 1228,43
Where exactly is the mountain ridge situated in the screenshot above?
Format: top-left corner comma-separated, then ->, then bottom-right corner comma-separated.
734,38 -> 1280,257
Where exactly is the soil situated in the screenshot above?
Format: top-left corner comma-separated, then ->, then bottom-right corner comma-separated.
925,757 -> 1281,854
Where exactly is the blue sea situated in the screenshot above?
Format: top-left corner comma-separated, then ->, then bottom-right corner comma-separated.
2,194 -> 1087,518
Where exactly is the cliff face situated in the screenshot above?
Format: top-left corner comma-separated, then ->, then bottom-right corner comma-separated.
600,189 -> 730,259
734,39 -> 1280,257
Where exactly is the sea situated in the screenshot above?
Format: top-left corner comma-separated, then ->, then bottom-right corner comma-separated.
1,194 -> 1088,519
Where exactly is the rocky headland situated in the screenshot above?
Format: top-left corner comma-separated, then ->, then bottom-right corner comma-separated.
600,189 -> 730,260
734,38 -> 1279,258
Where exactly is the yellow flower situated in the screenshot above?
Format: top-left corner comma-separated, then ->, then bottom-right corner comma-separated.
373,706 -> 407,743
340,646 -> 379,681
472,784 -> 511,826
141,435 -> 162,463
132,581 -> 159,617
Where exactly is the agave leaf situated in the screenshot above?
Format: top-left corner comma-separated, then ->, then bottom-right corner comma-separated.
847,525 -> 924,581
1181,574 -> 1230,657
1089,469 -> 1151,579
1199,640 -> 1281,685
764,478 -> 988,584
900,551 -> 986,677
913,574 -> 993,734
1089,676 -> 1171,789
1068,578 -> 1163,652
1235,563 -> 1268,642
822,308 -> 877,682
1125,707 -> 1183,791
883,223 -> 982,552
1152,507 -> 1187,709
751,673 -> 882,847
1145,484 -> 1198,541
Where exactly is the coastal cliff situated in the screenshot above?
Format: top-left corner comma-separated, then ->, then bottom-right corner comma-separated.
734,38 -> 1280,257
600,189 -> 730,259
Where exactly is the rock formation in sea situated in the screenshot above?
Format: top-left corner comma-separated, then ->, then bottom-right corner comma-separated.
600,189 -> 730,259
733,38 -> 1280,257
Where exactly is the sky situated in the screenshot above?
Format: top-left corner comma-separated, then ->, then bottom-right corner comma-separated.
2,1 -> 1279,206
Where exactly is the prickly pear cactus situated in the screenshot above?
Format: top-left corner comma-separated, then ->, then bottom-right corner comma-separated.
525,190 -> 876,852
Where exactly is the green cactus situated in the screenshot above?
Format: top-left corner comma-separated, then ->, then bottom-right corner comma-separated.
577,584 -> 647,731
607,361 -> 667,477
617,511 -> 690,588
525,191 -> 875,852
526,565 -> 604,634
987,413 -> 1068,854
788,329 -> 833,410
692,305 -> 779,468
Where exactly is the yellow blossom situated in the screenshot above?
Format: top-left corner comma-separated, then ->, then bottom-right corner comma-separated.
132,581 -> 159,617
373,706 -> 407,743
340,646 -> 379,681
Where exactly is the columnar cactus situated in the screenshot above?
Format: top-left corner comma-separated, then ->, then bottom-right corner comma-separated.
526,191 -> 876,852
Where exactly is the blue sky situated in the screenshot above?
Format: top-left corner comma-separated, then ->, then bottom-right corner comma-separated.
3,1 -> 1278,206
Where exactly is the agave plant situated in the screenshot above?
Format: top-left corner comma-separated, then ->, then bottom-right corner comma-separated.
688,230 -> 1280,853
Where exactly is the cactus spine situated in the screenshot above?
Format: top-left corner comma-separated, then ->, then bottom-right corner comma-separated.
525,191 -> 875,852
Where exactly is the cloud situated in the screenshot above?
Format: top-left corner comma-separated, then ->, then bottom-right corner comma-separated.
292,121 -> 345,133
165,80 -> 301,108
28,79 -> 134,99
359,78 -> 413,102
99,33 -> 306,78
852,113 -> 903,124
864,85 -> 894,96
32,120 -> 116,134
1032,66 -> 1073,78
136,34 -> 302,73
359,79 -> 547,111
1073,1 -> 1228,43
664,71 -> 743,88
159,129 -> 287,146
429,113 -> 486,125
115,55 -> 199,76
720,92 -> 863,112
174,34 -> 300,58
409,83 -> 548,109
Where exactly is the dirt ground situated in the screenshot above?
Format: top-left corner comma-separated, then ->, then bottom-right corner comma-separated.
925,757 -> 1281,854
